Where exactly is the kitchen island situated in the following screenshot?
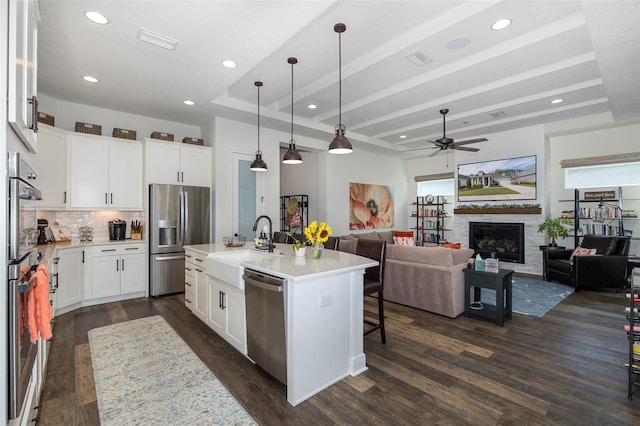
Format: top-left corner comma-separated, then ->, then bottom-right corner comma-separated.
184,243 -> 377,406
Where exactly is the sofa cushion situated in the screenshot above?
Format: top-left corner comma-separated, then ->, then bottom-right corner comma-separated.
387,245 -> 451,266
451,249 -> 475,265
581,235 -> 617,254
377,230 -> 394,245
355,231 -> 380,241
547,258 -> 572,274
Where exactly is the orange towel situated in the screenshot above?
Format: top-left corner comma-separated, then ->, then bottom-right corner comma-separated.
26,264 -> 53,342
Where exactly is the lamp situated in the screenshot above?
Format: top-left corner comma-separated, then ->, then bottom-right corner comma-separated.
594,198 -> 625,236
250,81 -> 267,172
328,23 -> 353,154
282,57 -> 303,164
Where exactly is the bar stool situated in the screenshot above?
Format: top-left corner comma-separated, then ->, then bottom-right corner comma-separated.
355,239 -> 387,344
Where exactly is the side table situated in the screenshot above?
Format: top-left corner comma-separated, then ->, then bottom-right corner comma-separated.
464,268 -> 514,327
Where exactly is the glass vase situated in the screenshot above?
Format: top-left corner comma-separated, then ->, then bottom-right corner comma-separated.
312,242 -> 324,259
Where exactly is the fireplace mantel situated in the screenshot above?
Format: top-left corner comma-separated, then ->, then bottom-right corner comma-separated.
454,207 -> 541,215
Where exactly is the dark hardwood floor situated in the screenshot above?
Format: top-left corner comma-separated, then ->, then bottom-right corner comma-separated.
38,289 -> 640,425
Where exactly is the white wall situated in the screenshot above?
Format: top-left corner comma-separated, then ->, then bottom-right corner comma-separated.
38,94 -> 203,144
322,150 -> 409,236
548,123 -> 640,252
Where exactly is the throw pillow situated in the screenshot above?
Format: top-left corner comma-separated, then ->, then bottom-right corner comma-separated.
570,246 -> 597,260
442,242 -> 461,249
394,231 -> 414,237
393,236 -> 416,246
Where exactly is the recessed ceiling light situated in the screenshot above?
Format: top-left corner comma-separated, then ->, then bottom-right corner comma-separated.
446,37 -> 471,50
183,100 -> 195,106
222,60 -> 237,69
550,98 -> 564,104
82,75 -> 99,83
307,104 -> 317,109
84,10 -> 109,25
399,135 -> 407,139
491,18 -> 511,31
463,121 -> 470,124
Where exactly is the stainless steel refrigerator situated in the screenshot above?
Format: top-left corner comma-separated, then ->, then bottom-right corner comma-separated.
149,184 -> 210,296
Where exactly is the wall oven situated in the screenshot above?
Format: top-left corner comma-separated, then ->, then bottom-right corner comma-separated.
7,152 -> 42,420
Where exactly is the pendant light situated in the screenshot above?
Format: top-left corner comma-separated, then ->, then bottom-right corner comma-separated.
250,81 -> 267,172
282,57 -> 303,164
328,23 -> 353,154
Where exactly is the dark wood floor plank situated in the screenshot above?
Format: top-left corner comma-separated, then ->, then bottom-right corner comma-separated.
37,290 -> 640,425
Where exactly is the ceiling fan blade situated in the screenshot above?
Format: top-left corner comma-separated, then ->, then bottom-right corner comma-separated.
451,138 -> 488,146
429,149 -> 442,157
450,145 -> 480,152
402,146 -> 439,153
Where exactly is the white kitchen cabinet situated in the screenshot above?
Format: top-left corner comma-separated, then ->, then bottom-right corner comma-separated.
69,134 -> 143,210
88,243 -> 146,299
8,0 -> 40,153
31,124 -> 68,209
185,249 -> 208,320
184,250 -> 196,312
145,139 -> 212,187
55,247 -> 85,314
207,276 -> 247,354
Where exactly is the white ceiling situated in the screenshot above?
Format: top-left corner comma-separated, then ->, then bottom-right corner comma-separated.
37,0 -> 640,157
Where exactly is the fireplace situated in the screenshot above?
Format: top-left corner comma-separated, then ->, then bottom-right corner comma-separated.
469,222 -> 525,264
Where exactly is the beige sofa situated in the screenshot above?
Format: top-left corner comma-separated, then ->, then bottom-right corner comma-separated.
341,231 -> 474,318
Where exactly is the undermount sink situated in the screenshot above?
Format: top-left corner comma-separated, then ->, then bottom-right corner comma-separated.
206,250 -> 275,290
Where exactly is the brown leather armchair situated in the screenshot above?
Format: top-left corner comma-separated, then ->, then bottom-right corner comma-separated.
545,235 -> 630,291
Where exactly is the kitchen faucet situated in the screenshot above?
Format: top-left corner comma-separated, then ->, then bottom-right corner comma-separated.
252,215 -> 273,252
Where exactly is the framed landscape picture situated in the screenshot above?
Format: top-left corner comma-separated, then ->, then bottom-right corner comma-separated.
457,155 -> 537,202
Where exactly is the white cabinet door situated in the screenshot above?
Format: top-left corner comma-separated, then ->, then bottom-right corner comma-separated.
207,277 -> 225,334
56,247 -> 84,310
91,254 -> 121,299
31,125 -> 68,209
109,139 -> 143,210
69,135 -> 109,208
180,144 -> 211,187
146,140 -> 181,184
69,135 -> 143,209
120,252 -> 146,294
146,139 -> 211,187
194,260 -> 208,321
224,286 -> 247,354
8,0 -> 39,153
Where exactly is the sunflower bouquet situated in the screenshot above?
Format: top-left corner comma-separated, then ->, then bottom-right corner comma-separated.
304,221 -> 332,259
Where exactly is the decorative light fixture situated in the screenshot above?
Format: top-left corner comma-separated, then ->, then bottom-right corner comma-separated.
329,23 -> 353,154
283,57 -> 303,164
250,81 -> 267,172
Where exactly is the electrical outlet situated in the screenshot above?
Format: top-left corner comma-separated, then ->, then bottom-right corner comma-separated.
320,295 -> 332,307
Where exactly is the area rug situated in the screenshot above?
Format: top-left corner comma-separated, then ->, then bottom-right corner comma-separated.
479,276 -> 574,318
88,316 -> 256,425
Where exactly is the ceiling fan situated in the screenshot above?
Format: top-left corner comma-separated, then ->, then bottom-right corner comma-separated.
405,109 -> 488,157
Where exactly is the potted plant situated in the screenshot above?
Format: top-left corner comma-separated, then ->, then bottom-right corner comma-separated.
286,231 -> 307,256
538,216 -> 571,247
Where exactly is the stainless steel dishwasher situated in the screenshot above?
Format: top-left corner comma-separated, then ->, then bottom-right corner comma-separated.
243,268 -> 287,384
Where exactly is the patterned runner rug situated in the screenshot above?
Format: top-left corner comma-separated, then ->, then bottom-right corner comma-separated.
480,276 -> 574,318
88,315 -> 256,425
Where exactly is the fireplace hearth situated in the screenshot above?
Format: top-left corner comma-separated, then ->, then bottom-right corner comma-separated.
469,222 -> 525,264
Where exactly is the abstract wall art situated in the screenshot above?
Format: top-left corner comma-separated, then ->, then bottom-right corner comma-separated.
349,182 -> 395,230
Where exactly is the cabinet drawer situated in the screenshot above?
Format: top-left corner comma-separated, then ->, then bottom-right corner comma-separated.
91,243 -> 146,257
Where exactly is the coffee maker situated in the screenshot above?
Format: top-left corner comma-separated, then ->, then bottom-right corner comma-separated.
108,219 -> 127,240
37,219 -> 53,245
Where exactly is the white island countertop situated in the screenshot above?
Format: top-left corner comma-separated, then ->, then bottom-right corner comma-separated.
184,242 -> 378,406
184,242 -> 377,282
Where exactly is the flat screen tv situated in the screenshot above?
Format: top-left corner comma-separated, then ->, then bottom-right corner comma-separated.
457,155 -> 537,202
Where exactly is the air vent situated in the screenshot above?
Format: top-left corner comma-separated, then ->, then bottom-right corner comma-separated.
405,50 -> 433,66
490,110 -> 507,119
137,28 -> 179,50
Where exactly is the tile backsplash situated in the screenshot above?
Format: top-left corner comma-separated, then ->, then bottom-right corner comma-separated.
38,211 -> 145,241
